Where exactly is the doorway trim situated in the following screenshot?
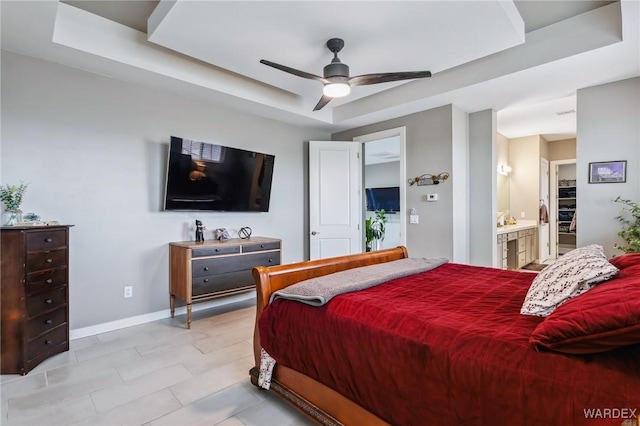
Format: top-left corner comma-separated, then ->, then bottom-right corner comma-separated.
353,127 -> 407,248
549,158 -> 577,259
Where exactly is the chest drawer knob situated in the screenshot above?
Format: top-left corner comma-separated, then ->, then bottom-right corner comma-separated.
203,278 -> 209,283
45,238 -> 53,243
45,340 -> 53,345
46,299 -> 53,304
215,248 -> 220,252
45,319 -> 53,324
204,267 -> 209,271
46,279 -> 53,284
268,259 -> 273,263
260,244 -> 265,248
46,258 -> 53,263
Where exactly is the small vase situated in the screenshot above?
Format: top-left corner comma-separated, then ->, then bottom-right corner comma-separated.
3,209 -> 22,226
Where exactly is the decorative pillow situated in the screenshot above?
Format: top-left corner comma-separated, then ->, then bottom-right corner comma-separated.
520,244 -> 618,317
529,273 -> 640,354
609,252 -> 640,270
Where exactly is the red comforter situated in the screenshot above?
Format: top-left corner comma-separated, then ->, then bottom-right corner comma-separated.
259,263 -> 640,426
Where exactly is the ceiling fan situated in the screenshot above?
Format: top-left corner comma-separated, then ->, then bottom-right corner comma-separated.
260,38 -> 432,111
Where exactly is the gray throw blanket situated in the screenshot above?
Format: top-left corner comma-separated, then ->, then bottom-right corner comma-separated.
270,257 -> 448,306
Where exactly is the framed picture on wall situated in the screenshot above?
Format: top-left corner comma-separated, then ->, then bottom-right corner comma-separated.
588,160 -> 627,183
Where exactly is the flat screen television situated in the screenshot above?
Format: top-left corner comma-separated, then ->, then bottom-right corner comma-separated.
366,186 -> 400,212
164,136 -> 275,212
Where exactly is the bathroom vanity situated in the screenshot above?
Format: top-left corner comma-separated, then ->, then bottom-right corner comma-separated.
496,221 -> 538,270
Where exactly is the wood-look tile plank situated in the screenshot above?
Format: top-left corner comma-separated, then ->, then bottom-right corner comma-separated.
169,357 -> 253,406
151,382 -> 260,426
73,389 -> 182,425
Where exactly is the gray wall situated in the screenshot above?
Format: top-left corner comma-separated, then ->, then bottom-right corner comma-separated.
333,105 -> 460,259
365,162 -> 400,189
468,110 -> 497,266
577,77 -> 640,257
1,51 -> 330,331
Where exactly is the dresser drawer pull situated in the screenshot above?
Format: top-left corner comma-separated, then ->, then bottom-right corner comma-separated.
46,258 -> 53,263
45,319 -> 53,324
45,299 -> 53,304
260,244 -> 265,248
204,267 -> 209,271
46,279 -> 53,284
203,278 -> 209,283
45,340 -> 53,345
215,248 -> 220,252
45,238 -> 53,243
268,259 -> 273,263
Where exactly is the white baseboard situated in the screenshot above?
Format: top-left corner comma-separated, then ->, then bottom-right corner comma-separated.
69,293 -> 256,340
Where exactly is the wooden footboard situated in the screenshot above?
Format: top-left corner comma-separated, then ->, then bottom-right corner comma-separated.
250,247 -> 407,425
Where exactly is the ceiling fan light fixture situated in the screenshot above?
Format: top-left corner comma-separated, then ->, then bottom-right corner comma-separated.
323,82 -> 350,98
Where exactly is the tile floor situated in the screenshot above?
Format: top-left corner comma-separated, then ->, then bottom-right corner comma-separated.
0,299 -> 314,426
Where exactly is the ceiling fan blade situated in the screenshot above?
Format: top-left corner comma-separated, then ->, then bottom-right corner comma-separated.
349,71 -> 432,86
260,60 -> 329,83
313,95 -> 333,111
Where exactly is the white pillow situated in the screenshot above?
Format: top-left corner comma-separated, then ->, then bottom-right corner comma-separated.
520,244 -> 618,317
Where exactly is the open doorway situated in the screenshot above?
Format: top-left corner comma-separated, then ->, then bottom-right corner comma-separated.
354,127 -> 406,251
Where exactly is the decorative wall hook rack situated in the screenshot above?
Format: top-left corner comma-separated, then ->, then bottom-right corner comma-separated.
408,172 -> 450,186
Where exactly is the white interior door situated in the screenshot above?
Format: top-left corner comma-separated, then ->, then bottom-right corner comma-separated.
539,158 -> 550,262
309,141 -> 362,260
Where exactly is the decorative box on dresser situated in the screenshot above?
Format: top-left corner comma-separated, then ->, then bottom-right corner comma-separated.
169,237 -> 281,328
1,225 -> 72,375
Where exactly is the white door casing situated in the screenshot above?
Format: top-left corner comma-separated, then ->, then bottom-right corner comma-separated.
539,157 -> 550,262
354,126 -> 407,250
309,141 -> 362,260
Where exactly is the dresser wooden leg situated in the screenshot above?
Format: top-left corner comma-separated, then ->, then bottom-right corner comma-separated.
187,303 -> 192,329
170,294 -> 175,318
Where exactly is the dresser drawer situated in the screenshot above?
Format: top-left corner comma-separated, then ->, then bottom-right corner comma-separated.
26,307 -> 67,340
26,249 -> 67,272
192,270 -> 255,297
26,230 -> 67,251
192,245 -> 240,258
26,324 -> 68,363
26,286 -> 67,319
26,268 -> 67,294
243,241 -> 281,253
192,252 -> 280,277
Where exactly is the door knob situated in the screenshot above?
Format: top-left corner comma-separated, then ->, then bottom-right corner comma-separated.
311,231 -> 320,235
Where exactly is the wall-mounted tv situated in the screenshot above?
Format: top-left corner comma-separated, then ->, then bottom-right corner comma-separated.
366,186 -> 400,212
164,136 -> 275,212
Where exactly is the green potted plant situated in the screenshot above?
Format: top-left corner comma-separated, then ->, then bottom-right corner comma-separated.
613,196 -> 640,253
365,209 -> 387,252
0,182 -> 28,226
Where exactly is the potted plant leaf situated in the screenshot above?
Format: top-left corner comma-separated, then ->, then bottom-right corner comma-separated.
614,196 -> 640,253
365,209 -> 387,252
0,182 -> 28,226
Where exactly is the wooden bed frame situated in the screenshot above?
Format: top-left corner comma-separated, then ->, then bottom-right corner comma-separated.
249,247 -> 408,426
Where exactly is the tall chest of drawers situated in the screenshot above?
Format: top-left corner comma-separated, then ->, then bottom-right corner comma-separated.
1,225 -> 72,375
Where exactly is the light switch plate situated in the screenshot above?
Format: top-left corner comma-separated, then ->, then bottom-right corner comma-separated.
427,194 -> 438,201
410,215 -> 419,224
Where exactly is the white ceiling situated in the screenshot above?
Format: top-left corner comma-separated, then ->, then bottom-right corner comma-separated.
2,1 -> 638,141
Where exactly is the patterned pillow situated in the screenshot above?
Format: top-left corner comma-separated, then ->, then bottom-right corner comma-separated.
520,244 -> 618,317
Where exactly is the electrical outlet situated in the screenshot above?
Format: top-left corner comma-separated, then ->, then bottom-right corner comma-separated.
124,286 -> 133,298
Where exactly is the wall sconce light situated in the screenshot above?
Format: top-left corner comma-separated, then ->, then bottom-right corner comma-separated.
497,164 -> 512,176
408,172 -> 450,186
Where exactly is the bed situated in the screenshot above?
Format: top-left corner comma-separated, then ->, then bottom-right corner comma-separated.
249,247 -> 640,426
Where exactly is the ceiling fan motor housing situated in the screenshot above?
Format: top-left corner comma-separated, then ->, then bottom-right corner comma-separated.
324,62 -> 349,80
